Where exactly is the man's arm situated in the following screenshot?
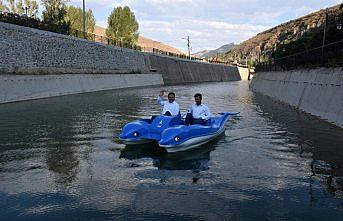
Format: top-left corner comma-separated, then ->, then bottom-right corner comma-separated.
203,105 -> 211,120
157,90 -> 165,106
175,103 -> 181,115
187,105 -> 193,114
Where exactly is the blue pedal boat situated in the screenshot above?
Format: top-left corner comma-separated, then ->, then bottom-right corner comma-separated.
119,112 -> 239,152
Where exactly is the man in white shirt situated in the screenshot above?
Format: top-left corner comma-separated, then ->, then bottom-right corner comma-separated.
157,91 -> 180,116
185,93 -> 211,125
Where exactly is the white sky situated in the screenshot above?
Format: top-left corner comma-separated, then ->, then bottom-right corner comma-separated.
68,0 -> 342,53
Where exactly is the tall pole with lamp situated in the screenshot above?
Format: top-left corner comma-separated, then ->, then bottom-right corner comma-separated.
83,0 -> 86,39
322,8 -> 328,64
182,36 -> 191,59
22,5 -> 31,27
22,5 -> 30,16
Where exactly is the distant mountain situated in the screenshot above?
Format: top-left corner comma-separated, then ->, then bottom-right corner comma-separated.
193,43 -> 235,58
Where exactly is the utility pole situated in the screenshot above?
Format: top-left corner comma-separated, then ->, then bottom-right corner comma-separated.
22,6 -> 30,17
187,36 -> 191,59
322,8 -> 328,47
182,36 -> 191,59
22,5 -> 30,27
322,8 -> 328,63
83,0 -> 86,38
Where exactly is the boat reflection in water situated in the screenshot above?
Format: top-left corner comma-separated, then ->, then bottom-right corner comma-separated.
119,134 -> 223,171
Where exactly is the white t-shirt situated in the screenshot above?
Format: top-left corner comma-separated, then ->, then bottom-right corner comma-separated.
188,103 -> 211,120
157,96 -> 180,115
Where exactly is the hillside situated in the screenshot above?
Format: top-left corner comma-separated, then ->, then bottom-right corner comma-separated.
193,43 -> 235,58
225,4 -> 343,65
192,50 -> 211,58
94,26 -> 184,55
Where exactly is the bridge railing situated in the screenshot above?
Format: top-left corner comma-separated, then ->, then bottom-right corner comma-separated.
256,39 -> 343,72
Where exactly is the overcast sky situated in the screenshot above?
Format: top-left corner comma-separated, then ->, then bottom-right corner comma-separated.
69,0 -> 342,53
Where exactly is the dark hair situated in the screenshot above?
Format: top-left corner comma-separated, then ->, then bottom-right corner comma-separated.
168,92 -> 175,97
194,93 -> 202,99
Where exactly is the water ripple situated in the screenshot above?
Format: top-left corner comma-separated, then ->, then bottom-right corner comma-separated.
0,81 -> 342,220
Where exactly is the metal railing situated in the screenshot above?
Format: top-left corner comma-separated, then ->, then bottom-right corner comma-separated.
256,39 -> 343,72
148,47 -> 234,65
68,28 -> 142,50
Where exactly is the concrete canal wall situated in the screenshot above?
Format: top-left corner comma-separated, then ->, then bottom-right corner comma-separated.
0,22 -> 240,103
0,74 -> 163,104
237,67 -> 250,80
250,68 -> 343,128
145,55 -> 241,85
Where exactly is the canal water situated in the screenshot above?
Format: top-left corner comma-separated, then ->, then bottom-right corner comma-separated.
0,81 -> 342,220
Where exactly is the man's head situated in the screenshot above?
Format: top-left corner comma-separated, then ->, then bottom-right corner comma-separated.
168,92 -> 175,103
194,93 -> 202,105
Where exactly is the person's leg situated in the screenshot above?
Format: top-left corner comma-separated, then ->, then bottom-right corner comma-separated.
151,115 -> 158,122
193,118 -> 205,125
193,118 -> 211,125
204,119 -> 211,126
164,111 -> 172,116
185,113 -> 193,126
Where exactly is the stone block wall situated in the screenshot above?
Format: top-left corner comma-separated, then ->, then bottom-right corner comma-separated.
0,22 -> 148,74
0,21 -> 241,104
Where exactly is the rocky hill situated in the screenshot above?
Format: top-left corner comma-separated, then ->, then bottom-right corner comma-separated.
225,4 -> 343,65
193,43 -> 235,58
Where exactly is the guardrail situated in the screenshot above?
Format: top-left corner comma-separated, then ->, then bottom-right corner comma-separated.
256,39 -> 343,72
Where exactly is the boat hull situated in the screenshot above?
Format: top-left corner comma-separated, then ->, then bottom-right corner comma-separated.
119,112 -> 239,152
159,124 -> 226,152
119,138 -> 154,145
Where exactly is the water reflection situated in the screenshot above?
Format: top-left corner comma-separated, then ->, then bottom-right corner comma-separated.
252,93 -> 343,196
46,143 -> 80,186
119,140 -> 219,171
1,81 -> 343,220
0,90 -> 142,187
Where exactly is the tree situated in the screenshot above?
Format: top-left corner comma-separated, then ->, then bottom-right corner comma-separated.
42,0 -> 69,24
106,6 -> 139,46
17,0 -> 39,17
4,0 -> 21,14
0,0 -> 38,16
7,0 -> 17,13
65,5 -> 95,33
0,0 -> 6,11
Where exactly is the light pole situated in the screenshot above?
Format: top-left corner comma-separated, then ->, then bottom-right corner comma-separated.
182,36 -> 191,59
22,5 -> 30,17
82,0 -> 86,38
322,8 -> 328,63
322,8 -> 328,47
22,5 -> 30,27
